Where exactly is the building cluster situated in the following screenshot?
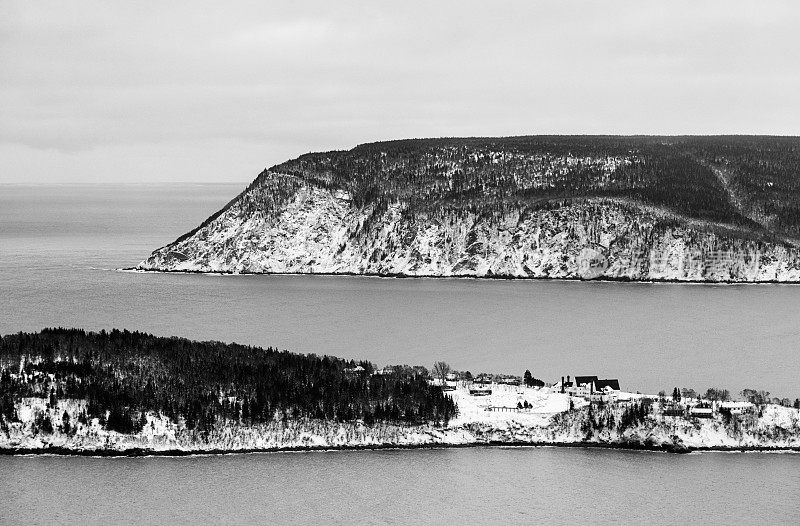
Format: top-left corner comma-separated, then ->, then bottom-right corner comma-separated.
427,371 -> 522,392
426,372 -> 626,402
552,375 -> 622,401
661,400 -> 755,420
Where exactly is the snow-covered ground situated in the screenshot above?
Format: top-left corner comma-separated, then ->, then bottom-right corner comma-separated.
3,387 -> 799,454
448,383 -> 573,426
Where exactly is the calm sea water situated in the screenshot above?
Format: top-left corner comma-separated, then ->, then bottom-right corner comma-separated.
2,184 -> 800,525
1,448 -> 799,525
1,184 -> 798,395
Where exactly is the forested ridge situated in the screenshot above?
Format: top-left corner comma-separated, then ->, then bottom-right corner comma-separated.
0,329 -> 456,435
266,135 -> 800,240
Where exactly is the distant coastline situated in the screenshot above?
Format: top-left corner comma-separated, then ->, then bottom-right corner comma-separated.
135,137 -> 800,283
5,440 -> 800,458
4,330 -> 799,457
120,267 -> 800,285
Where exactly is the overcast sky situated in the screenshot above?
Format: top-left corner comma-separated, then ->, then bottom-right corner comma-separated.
2,1 -> 798,183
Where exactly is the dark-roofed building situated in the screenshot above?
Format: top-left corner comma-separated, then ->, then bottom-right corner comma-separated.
555,375 -> 621,398
574,375 -> 599,388
595,379 -> 620,391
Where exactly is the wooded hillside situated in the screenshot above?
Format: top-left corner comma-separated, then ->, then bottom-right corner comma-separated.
269,136 -> 800,240
0,329 -> 456,434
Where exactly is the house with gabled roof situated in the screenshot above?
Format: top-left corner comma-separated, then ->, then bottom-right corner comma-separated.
595,379 -> 620,391
553,375 -> 621,399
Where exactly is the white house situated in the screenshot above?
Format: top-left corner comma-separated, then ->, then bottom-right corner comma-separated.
719,401 -> 754,415
552,375 -> 621,399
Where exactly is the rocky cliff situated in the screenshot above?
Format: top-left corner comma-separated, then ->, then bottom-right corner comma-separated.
136,136 -> 800,282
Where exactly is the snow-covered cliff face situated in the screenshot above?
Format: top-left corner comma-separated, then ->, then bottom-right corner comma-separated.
137,172 -> 800,282
3,394 -> 799,453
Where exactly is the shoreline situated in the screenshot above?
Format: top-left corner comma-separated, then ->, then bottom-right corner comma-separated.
119,267 -> 800,286
3,440 -> 800,458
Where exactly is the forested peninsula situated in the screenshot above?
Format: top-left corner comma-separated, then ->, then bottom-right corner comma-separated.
2,329 -> 799,455
136,136 -> 800,282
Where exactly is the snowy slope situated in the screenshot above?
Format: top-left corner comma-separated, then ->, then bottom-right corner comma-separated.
136,170 -> 800,282
4,386 -> 799,454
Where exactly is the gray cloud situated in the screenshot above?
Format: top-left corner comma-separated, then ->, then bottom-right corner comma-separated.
1,0 -> 798,183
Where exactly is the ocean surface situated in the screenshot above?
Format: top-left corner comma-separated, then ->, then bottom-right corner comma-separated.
1,184 -> 799,395
2,184 -> 800,524
2,448 -> 799,525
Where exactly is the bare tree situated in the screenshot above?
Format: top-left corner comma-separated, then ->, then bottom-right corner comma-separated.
704,387 -> 731,402
432,361 -> 451,386
741,388 -> 770,406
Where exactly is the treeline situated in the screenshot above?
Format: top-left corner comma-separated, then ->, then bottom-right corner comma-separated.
552,399 -> 655,437
263,136 -> 800,237
663,386 -> 799,408
0,329 -> 457,434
